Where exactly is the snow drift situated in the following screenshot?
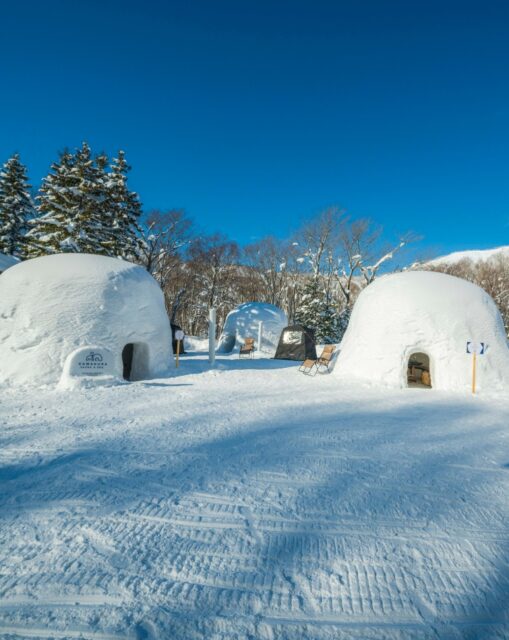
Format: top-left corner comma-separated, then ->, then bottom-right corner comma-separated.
0,253 -> 173,386
334,270 -> 509,392
217,302 -> 287,354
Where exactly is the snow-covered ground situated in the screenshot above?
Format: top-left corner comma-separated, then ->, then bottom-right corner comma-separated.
1,353 -> 509,639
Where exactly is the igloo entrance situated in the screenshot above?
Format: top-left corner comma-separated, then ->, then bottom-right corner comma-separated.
407,352 -> 432,388
122,343 -> 149,381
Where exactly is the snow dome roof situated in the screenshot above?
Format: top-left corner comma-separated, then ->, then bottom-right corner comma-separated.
217,302 -> 287,354
0,253 -> 173,386
334,270 -> 509,392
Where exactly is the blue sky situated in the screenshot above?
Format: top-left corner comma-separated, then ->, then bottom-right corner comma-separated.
1,0 -> 508,256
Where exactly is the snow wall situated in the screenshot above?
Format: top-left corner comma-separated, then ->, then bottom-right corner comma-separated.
0,254 -> 173,387
334,270 -> 509,392
217,302 -> 287,354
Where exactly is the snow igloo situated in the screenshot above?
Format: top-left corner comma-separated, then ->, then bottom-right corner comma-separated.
0,254 -> 173,387
334,270 -> 509,392
217,302 -> 287,354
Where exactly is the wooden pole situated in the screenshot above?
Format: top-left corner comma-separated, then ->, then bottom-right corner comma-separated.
472,351 -> 477,394
176,339 -> 180,368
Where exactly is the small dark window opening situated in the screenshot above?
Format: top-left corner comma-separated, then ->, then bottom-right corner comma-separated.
407,352 -> 431,388
122,343 -> 134,380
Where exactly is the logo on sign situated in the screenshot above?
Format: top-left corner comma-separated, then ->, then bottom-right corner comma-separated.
85,352 -> 103,363
78,350 -> 108,372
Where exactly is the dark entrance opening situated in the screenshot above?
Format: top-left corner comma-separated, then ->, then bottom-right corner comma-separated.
407,352 -> 431,388
122,343 -> 134,380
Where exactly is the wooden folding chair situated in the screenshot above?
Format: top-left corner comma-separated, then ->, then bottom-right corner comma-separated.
299,358 -> 318,375
299,344 -> 336,376
239,337 -> 256,358
316,344 -> 336,373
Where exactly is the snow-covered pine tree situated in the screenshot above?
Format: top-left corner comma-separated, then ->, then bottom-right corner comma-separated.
295,276 -> 341,343
27,143 -> 109,257
27,150 -> 79,256
103,150 -> 143,260
336,305 -> 351,342
0,154 -> 35,258
70,142 -> 111,254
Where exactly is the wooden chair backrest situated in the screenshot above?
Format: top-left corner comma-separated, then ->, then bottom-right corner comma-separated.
243,338 -> 255,349
318,345 -> 336,362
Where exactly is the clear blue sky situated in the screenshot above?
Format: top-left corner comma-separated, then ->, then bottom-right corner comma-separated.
1,0 -> 508,255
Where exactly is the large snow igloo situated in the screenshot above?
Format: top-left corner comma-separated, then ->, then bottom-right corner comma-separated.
216,302 -> 287,354
0,254 -> 173,386
334,270 -> 509,392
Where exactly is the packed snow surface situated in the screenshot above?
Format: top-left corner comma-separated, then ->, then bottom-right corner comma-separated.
428,245 -> 509,266
335,270 -> 509,391
217,302 -> 287,354
1,352 -> 509,639
0,254 -> 173,386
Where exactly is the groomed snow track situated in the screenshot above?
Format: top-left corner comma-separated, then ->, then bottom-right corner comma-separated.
1,356 -> 509,639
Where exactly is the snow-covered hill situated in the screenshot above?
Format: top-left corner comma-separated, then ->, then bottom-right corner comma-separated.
428,245 -> 509,266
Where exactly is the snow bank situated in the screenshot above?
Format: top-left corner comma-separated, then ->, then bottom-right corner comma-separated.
0,253 -> 173,386
184,334 -> 209,352
217,302 -> 287,354
335,270 -> 509,391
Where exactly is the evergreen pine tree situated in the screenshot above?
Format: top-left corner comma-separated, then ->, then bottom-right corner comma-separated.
103,150 -> 143,260
295,277 -> 342,343
27,143 -> 109,257
336,306 -> 351,342
0,154 -> 34,258
26,150 -> 77,256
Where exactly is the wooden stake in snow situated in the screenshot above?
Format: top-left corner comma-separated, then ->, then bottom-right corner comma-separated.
466,341 -> 486,395
175,329 -> 184,368
472,351 -> 477,394
209,308 -> 216,366
257,321 -> 263,353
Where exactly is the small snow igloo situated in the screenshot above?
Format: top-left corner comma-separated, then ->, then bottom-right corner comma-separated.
0,254 -> 173,386
334,271 -> 509,392
216,302 -> 287,354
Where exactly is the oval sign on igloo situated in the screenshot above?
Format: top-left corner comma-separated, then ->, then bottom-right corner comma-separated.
66,346 -> 116,377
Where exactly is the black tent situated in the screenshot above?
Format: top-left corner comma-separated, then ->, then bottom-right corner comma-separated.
171,323 -> 186,355
274,325 -> 317,361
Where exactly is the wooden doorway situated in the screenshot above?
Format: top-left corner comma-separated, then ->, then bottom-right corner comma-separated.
407,352 -> 431,388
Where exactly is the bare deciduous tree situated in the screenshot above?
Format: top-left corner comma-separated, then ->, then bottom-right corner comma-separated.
139,209 -> 192,285
427,254 -> 509,336
138,209 -> 193,321
186,234 -> 240,335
